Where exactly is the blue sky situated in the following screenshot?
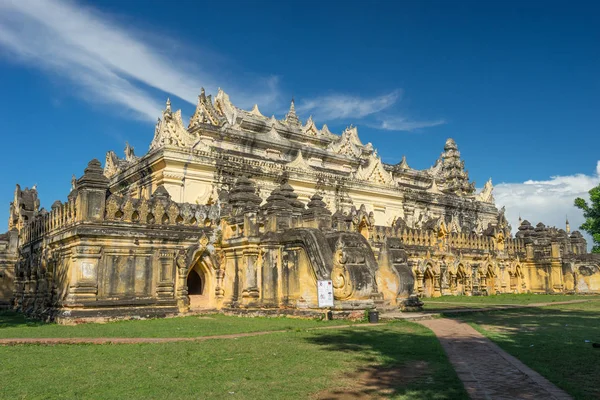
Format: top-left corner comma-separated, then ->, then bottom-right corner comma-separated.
0,0 -> 599,236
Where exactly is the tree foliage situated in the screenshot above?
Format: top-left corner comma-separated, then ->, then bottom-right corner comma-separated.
574,185 -> 600,253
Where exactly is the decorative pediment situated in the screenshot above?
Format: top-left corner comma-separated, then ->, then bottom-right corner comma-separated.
356,152 -> 394,185
321,124 -> 333,137
427,179 -> 443,194
264,124 -> 288,144
150,99 -> 195,151
214,88 -> 237,125
104,151 -> 122,179
189,88 -> 226,128
286,151 -> 313,171
327,126 -> 365,158
104,144 -> 138,179
302,116 -> 320,136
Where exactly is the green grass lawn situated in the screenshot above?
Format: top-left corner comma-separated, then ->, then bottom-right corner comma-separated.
420,293 -> 600,312
0,312 -> 356,339
453,299 -> 600,400
0,321 -> 468,400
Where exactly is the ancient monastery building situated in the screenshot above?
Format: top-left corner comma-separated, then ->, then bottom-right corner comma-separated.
1,89 -> 599,320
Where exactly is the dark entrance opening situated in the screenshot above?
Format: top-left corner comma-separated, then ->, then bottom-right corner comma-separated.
187,269 -> 204,295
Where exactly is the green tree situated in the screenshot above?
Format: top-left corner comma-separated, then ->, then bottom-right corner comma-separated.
574,185 -> 600,253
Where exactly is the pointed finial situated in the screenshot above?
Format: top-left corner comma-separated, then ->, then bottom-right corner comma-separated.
201,87 -> 205,95
285,97 -> 301,126
166,98 -> 171,112
566,215 -> 570,234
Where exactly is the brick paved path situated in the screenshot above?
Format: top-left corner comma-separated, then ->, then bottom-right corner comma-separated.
419,318 -> 572,400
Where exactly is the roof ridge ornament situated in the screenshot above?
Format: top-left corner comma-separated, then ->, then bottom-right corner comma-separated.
476,178 -> 495,203
428,179 -> 443,194
250,104 -> 264,117
398,155 -> 410,170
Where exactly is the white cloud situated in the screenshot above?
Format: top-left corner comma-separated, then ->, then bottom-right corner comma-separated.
296,90 -> 402,121
375,116 -> 446,131
0,0 -> 279,121
493,161 -> 600,246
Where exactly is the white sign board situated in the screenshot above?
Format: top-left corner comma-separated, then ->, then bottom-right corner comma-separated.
317,280 -> 334,307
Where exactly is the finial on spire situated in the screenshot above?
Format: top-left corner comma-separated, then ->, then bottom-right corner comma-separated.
201,87 -> 205,95
566,215 -> 570,234
166,98 -> 172,112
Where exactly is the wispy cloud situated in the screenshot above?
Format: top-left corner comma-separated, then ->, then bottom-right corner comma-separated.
0,0 -> 440,130
296,90 -> 402,121
493,161 -> 600,247
373,116 -> 446,131
0,0 -> 279,121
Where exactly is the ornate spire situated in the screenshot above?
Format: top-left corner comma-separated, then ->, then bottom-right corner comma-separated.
438,138 -> 475,195
165,98 -> 171,113
284,98 -> 301,127
566,216 -> 570,234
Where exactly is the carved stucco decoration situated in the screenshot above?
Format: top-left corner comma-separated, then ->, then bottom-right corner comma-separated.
327,126 -> 364,158
150,99 -> 211,152
331,239 -> 353,300
301,116 -> 320,136
286,151 -> 313,172
104,151 -> 121,179
214,89 -> 238,126
356,151 -> 394,185
189,88 -> 226,128
476,178 -> 495,203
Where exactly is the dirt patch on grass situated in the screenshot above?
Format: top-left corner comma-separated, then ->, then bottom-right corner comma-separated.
480,324 -> 538,334
313,361 -> 430,399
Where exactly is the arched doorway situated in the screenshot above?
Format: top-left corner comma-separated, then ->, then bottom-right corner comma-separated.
186,257 -> 213,310
423,267 -> 435,297
510,265 -> 523,293
187,269 -> 204,295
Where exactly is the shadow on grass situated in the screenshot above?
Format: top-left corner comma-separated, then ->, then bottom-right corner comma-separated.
305,324 -> 469,400
0,311 -> 46,329
447,306 -> 600,400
